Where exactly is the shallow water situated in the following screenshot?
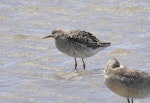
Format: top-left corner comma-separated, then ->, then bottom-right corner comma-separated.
0,0 -> 150,103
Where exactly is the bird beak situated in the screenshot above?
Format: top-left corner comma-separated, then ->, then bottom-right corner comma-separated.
43,35 -> 52,39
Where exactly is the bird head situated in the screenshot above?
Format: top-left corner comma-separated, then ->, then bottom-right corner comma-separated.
104,58 -> 120,74
43,29 -> 64,39
107,58 -> 120,68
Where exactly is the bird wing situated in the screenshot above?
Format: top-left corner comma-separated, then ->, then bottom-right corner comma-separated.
67,30 -> 109,49
117,68 -> 150,89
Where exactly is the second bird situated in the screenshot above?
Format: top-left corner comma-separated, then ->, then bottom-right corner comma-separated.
43,29 -> 111,70
104,58 -> 150,103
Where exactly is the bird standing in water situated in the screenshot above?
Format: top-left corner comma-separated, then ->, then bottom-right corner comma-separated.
43,29 -> 111,70
104,58 -> 150,103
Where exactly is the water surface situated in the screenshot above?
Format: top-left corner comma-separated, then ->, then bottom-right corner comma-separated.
0,0 -> 150,103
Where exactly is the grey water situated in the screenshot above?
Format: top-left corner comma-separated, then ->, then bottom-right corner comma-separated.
0,0 -> 150,103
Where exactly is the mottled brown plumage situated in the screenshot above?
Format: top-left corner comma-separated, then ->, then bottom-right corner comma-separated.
68,30 -> 110,49
43,29 -> 111,70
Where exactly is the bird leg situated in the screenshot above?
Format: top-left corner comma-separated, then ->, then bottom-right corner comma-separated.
127,98 -> 133,103
81,58 -> 85,70
127,98 -> 130,103
74,57 -> 77,70
131,98 -> 133,103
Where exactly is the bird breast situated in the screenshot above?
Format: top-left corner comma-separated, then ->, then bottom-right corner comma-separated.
55,38 -> 102,58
